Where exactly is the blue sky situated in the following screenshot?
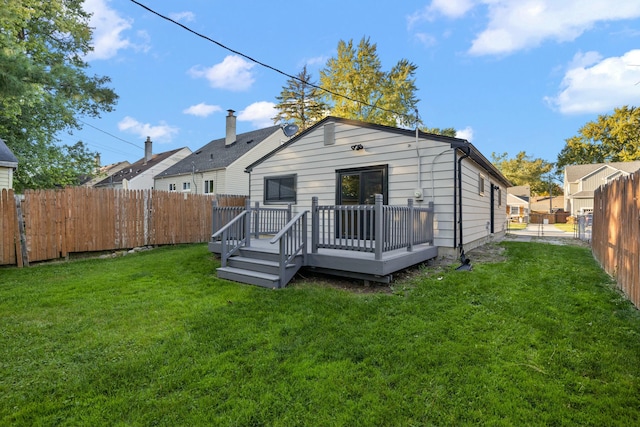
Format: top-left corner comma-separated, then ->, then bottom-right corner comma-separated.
69,0 -> 640,168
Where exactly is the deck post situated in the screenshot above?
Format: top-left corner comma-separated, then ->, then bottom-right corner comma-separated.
245,199 -> 252,247
407,198 -> 414,252
428,201 -> 434,244
374,194 -> 383,260
253,201 -> 260,238
287,203 -> 292,222
211,199 -> 219,236
311,197 -> 319,254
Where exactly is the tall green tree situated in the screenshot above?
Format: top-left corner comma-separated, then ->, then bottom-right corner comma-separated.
557,105 -> 640,168
273,65 -> 327,132
492,151 -> 559,196
319,37 -> 419,127
0,0 -> 118,192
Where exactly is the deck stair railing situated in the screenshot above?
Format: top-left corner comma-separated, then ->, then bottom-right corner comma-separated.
212,200 -> 292,238
312,195 -> 434,260
210,210 -> 251,268
269,211 -> 308,286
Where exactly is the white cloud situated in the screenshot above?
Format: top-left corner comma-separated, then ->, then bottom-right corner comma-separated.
183,103 -> 222,117
169,11 -> 195,23
414,32 -> 438,47
456,126 -> 474,142
545,49 -> 640,115
408,0 -> 476,28
237,102 -> 277,128
83,0 -> 133,60
188,55 -> 255,91
118,116 -> 179,142
469,0 -> 640,56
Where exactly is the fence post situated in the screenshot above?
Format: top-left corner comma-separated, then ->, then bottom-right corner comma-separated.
375,194 -> 383,260
311,197 -> 319,254
407,198 -> 414,252
14,194 -> 28,267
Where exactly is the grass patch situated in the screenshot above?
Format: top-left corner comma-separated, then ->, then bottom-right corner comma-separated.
1,243 -> 639,426
506,221 -> 527,230
554,223 -> 576,232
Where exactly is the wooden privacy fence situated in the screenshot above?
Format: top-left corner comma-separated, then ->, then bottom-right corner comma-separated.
0,188 -> 245,267
592,170 -> 640,309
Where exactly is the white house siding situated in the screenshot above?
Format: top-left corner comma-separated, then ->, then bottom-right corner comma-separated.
0,167 -> 13,190
458,155 -> 507,252
129,148 -> 191,190
248,121 -> 506,253
580,167 -> 616,192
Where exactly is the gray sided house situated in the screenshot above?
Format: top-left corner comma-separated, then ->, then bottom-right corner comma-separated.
154,110 -> 291,195
564,161 -> 640,216
209,116 -> 511,288
0,137 -> 18,190
94,138 -> 191,190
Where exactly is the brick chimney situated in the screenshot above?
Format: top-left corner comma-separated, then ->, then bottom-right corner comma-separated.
225,109 -> 236,146
144,136 -> 152,164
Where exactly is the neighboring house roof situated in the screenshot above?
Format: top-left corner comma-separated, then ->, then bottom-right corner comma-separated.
0,137 -> 18,168
245,116 -> 512,188
80,161 -> 131,186
565,161 -> 640,182
507,193 -> 529,204
530,195 -> 565,212
156,125 -> 282,178
507,185 -> 530,198
95,148 -> 186,187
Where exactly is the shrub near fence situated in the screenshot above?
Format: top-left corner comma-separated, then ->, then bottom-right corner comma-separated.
592,170 -> 640,309
0,188 -> 246,267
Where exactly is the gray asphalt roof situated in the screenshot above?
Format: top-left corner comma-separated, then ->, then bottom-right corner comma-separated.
95,148 -> 186,186
0,138 -> 18,166
156,125 -> 281,178
565,161 -> 640,182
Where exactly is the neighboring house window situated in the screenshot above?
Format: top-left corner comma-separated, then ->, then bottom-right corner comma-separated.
265,175 -> 296,204
204,180 -> 214,194
510,206 -> 520,215
168,183 -> 176,192
478,174 -> 485,196
183,182 -> 191,191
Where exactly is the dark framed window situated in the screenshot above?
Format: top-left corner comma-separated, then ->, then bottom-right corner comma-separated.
264,174 -> 296,204
204,180 -> 214,194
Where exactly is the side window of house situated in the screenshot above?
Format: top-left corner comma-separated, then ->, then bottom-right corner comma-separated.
204,180 -> 214,194
169,183 -> 176,192
182,182 -> 191,191
264,174 -> 296,204
478,174 -> 485,196
497,188 -> 502,206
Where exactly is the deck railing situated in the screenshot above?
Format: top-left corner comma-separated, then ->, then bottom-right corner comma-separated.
210,210 -> 251,267
212,195 -> 435,262
270,211 -> 308,287
212,200 -> 292,238
311,195 -> 434,260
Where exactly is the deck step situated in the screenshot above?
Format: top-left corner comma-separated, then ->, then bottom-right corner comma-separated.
227,256 -> 296,275
217,267 -> 280,289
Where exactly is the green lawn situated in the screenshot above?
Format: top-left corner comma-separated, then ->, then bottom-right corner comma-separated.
1,243 -> 639,426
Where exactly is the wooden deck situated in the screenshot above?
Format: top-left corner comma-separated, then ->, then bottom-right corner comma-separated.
210,195 -> 438,287
209,237 -> 438,284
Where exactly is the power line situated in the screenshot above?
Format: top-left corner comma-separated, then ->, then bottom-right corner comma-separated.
78,119 -> 143,149
129,0 -> 413,122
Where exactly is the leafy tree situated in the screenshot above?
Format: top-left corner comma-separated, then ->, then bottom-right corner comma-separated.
273,65 -> 327,132
319,37 -> 419,127
557,106 -> 640,168
0,0 -> 118,192
422,127 -> 457,137
492,151 -> 559,196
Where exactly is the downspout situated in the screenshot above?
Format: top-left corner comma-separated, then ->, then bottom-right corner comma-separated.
457,146 -> 470,255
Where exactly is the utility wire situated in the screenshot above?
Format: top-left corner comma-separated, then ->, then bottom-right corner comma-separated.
79,119 -> 143,149
129,0 -> 412,122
